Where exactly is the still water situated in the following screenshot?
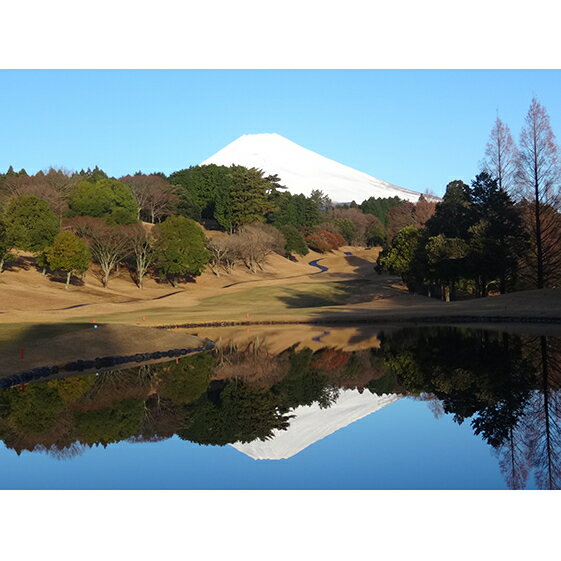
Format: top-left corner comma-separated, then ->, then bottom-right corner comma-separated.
0,324 -> 559,490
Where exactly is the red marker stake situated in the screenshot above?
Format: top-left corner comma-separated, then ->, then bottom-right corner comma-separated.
19,349 -> 24,359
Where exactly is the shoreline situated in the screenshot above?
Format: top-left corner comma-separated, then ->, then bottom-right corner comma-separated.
156,314 -> 561,329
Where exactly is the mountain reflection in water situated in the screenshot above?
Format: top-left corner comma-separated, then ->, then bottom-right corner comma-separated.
0,325 -> 560,490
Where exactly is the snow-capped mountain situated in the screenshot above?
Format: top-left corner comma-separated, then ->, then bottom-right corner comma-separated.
230,389 -> 401,460
200,133 -> 424,204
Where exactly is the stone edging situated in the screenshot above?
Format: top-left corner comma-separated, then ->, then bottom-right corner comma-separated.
0,340 -> 216,389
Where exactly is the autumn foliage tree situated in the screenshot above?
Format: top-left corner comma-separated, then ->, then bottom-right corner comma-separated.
305,230 -> 346,253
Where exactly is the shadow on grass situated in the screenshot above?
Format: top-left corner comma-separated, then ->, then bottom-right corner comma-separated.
276,278 -> 398,309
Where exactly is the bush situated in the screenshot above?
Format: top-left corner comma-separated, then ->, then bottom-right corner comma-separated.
305,230 -> 346,253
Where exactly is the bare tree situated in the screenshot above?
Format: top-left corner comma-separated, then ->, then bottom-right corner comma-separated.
415,195 -> 437,225
330,207 -> 380,245
516,98 -> 561,289
120,174 -> 177,223
206,234 -> 238,276
235,223 -> 285,273
484,116 -> 518,191
69,217 -> 132,288
127,223 -> 155,288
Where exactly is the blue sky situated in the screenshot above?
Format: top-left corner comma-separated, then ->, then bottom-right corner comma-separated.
1,70 -> 560,197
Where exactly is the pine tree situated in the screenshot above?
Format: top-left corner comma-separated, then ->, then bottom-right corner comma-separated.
228,166 -> 274,231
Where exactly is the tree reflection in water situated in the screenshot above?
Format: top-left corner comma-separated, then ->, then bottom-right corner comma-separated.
0,326 -> 560,489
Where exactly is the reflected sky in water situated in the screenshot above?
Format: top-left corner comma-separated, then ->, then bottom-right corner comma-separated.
0,398 -> 507,490
0,325 -> 558,489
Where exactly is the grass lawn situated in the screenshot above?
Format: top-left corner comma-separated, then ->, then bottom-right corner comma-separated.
0,323 -> 92,359
69,280 -> 375,326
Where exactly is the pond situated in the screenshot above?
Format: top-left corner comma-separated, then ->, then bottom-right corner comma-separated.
0,324 -> 559,490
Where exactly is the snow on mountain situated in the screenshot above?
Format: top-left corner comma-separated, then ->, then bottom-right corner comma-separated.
230,389 -> 401,461
200,133 -> 424,204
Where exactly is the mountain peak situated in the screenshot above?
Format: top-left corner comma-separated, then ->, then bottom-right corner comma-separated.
200,133 -> 424,203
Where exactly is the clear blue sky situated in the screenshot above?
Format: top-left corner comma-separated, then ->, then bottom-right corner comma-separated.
1,70 -> 560,197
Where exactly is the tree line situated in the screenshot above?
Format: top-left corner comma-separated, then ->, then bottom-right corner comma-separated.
0,159 -> 426,288
377,97 -> 561,300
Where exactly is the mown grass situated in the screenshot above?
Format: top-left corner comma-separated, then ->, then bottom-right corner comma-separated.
0,323 -> 91,357
70,280 -> 375,325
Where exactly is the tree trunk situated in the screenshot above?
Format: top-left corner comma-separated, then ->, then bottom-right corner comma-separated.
533,135 -> 544,288
500,275 -> 507,294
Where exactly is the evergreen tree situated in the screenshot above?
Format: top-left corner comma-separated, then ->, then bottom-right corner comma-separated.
45,231 -> 91,288
277,224 -> 309,256
426,180 -> 473,239
0,220 -> 13,272
377,225 -> 425,291
4,194 -> 59,252
360,196 -> 403,227
169,164 -> 233,219
467,171 -> 527,294
68,179 -> 138,224
228,166 -> 274,230
152,216 -> 209,286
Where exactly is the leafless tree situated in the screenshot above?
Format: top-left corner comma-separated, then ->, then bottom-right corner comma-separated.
126,223 -> 155,288
330,207 -> 379,245
69,217 -> 132,288
206,234 -> 239,276
120,174 -> 178,223
235,223 -> 285,273
484,116 -> 518,191
515,98 -> 561,289
415,195 -> 437,225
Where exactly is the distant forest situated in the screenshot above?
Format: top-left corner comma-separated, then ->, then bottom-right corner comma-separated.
0,97 -> 560,299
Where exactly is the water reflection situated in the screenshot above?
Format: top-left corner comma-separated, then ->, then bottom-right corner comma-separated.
1,326 -> 560,489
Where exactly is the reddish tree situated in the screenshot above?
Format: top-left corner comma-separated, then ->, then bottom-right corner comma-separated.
415,195 -> 437,225
484,116 -> 518,191
305,230 -> 346,252
386,202 -> 416,242
516,98 -> 561,289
